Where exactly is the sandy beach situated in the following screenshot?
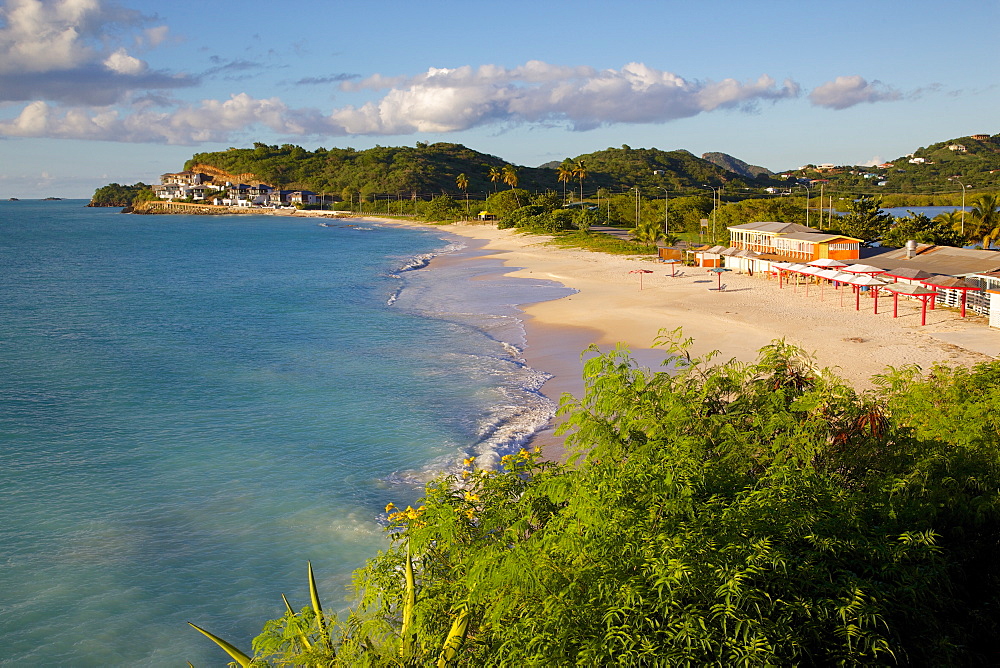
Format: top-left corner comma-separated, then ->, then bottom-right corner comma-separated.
359,217 -> 1000,451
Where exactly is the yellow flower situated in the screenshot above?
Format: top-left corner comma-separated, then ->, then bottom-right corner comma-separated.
533,446 -> 542,454
461,470 -> 471,479
465,509 -> 475,520
501,454 -> 514,464
385,502 -> 396,513
518,448 -> 529,458
464,491 -> 479,502
462,456 -> 475,467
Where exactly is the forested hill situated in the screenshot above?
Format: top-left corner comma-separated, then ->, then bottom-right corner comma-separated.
183,142 -> 773,200
561,145 -> 774,192
701,151 -> 774,179
185,142 -> 550,199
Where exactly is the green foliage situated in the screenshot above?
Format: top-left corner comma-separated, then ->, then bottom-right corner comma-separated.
969,193 -> 1000,248
485,189 -> 531,221
833,196 -> 894,245
881,212 -> 964,248
713,196 -> 808,229
666,195 -> 714,233
88,182 -> 151,207
421,195 -> 463,223
202,335 -> 1000,666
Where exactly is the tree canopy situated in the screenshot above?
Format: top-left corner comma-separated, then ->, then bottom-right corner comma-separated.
87,182 -> 152,207
194,334 -> 1000,666
834,196 -> 894,245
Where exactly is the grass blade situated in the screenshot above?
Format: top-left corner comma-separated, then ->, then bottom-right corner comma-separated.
187,622 -> 252,668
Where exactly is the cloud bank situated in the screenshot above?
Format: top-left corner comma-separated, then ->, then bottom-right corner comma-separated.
0,0 -> 194,105
0,0 -> 907,147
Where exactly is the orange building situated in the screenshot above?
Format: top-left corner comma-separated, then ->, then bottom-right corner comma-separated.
727,222 -> 861,262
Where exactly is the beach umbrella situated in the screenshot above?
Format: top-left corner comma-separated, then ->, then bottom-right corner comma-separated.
883,282 -> 939,324
815,268 -> 845,300
798,266 -> 822,296
846,274 -> 887,312
808,258 -> 848,269
840,263 -> 886,276
882,267 -> 933,282
821,271 -> 854,306
771,261 -> 793,288
629,268 -> 654,290
786,264 -> 810,291
921,276 -> 983,317
662,258 -> 681,277
708,267 -> 731,291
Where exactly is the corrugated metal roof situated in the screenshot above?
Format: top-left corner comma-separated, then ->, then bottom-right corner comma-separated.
779,232 -> 860,243
728,221 -> 814,233
867,245 -> 1000,276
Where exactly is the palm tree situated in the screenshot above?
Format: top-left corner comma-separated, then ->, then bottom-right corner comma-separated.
573,159 -> 588,204
970,193 -> 1000,247
488,166 -> 501,193
455,173 -> 469,219
632,218 -> 663,245
502,165 -> 520,207
556,162 -> 574,204
933,210 -> 965,239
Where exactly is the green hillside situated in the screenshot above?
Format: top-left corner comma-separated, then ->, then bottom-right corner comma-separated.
182,142 -> 773,201
561,145 -> 773,193
781,133 -> 1000,196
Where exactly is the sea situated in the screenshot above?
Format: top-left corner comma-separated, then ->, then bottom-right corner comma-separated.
0,200 -> 573,666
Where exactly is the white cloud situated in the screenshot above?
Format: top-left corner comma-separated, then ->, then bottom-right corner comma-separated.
0,94 -> 338,144
808,75 -> 901,110
333,61 -> 801,134
0,60 -> 907,145
103,47 -> 146,75
0,0 -> 192,104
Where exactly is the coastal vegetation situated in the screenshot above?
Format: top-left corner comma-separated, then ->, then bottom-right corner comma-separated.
93,132 -> 1000,213
87,182 -> 155,207
193,334 -> 1000,666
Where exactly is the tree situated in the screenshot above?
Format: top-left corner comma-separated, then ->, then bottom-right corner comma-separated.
969,193 -> 1000,248
422,195 -> 462,223
502,165 -> 520,207
487,166 -> 502,193
485,188 -> 529,220
631,217 -> 664,244
556,162 -> 574,204
713,197 -> 808,229
882,211 -> 963,248
456,173 -> 469,219
573,159 -> 588,203
197,334 -> 1000,666
934,209 -> 965,238
835,196 -> 893,246
88,182 -> 152,207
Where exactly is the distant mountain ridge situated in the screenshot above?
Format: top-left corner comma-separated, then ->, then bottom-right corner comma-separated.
701,152 -> 774,179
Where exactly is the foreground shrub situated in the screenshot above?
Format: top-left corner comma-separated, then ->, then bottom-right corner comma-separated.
194,332 -> 1000,666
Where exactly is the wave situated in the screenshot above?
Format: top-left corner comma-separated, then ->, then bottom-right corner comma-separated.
387,238 -> 468,305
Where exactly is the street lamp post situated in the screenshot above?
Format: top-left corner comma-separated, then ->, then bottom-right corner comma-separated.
798,183 -> 811,227
949,176 -> 968,237
658,186 -> 669,236
703,185 -> 720,243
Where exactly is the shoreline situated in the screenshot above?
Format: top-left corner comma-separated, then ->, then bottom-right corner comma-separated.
366,217 -> 1000,456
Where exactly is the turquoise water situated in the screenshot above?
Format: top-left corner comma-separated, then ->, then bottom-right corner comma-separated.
0,201 -> 571,666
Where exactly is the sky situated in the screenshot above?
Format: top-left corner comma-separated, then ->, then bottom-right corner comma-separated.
2,0 -> 998,198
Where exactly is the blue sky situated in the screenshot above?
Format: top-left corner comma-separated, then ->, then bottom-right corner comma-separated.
2,0 -> 997,198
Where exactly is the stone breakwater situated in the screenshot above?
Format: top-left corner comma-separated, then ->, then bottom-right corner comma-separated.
125,200 -> 348,218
